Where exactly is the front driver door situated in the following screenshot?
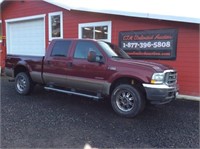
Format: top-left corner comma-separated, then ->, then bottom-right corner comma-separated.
68,40 -> 108,93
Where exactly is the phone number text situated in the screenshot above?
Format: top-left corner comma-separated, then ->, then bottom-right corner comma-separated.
122,41 -> 171,49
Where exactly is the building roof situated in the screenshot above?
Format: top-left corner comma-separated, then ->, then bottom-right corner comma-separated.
1,0 -> 199,24
44,0 -> 200,24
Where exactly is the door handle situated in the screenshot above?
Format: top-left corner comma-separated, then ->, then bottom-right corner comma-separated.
67,62 -> 73,68
47,60 -> 51,65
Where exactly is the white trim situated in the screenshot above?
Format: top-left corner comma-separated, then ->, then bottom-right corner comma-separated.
78,21 -> 112,42
48,11 -> 63,41
177,94 -> 200,102
5,14 -> 46,23
5,14 -> 46,56
44,0 -> 71,11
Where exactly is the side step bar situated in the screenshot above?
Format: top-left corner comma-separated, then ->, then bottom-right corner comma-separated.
8,79 -> 15,82
44,86 -> 102,101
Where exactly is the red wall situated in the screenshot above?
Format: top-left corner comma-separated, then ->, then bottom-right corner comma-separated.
2,0 -> 200,96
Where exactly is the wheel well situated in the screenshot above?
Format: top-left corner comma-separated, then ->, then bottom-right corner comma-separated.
110,77 -> 146,97
14,65 -> 29,77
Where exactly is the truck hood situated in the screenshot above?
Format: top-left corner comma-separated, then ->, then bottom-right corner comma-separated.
113,59 -> 173,72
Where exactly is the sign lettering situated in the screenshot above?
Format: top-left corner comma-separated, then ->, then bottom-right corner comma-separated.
119,29 -> 178,60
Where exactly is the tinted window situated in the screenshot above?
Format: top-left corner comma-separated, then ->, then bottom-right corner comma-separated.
51,40 -> 71,57
74,41 -> 102,59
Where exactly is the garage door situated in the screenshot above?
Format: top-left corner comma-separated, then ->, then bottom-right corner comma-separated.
7,18 -> 45,56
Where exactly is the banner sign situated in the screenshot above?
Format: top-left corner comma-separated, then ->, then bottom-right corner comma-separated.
119,29 -> 178,60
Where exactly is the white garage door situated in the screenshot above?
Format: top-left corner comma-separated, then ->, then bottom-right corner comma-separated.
7,18 -> 45,56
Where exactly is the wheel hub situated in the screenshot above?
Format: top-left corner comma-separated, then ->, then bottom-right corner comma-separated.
17,76 -> 26,92
116,90 -> 135,112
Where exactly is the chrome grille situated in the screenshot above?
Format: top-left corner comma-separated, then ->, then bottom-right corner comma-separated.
165,70 -> 177,85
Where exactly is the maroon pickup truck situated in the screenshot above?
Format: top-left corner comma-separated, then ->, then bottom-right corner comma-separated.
5,39 -> 178,117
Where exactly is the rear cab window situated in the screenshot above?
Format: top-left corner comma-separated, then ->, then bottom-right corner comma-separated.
51,40 -> 72,57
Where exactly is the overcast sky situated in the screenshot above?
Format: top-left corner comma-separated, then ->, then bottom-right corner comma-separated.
52,0 -> 199,17
1,0 -> 200,22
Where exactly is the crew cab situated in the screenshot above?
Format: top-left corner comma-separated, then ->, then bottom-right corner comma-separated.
5,39 -> 178,117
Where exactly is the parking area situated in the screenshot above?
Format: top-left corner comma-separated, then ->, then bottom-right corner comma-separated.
1,76 -> 199,148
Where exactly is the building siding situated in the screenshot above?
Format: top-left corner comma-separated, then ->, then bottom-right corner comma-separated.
1,0 -> 199,96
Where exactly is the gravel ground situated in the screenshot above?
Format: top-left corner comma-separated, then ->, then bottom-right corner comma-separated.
1,76 -> 199,148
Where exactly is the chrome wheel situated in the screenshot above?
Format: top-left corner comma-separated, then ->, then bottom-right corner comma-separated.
15,72 -> 33,95
111,84 -> 145,118
116,90 -> 135,112
16,75 -> 27,92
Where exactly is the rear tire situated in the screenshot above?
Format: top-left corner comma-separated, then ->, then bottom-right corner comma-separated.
15,72 -> 33,95
111,84 -> 145,118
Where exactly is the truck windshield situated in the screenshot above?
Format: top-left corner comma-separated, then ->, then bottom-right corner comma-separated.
98,41 -> 131,59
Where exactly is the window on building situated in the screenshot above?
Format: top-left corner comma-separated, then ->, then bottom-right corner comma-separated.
51,40 -> 71,57
48,12 -> 63,41
79,21 -> 112,42
74,41 -> 102,59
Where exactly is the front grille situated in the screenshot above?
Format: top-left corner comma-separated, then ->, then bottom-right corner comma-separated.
165,70 -> 177,86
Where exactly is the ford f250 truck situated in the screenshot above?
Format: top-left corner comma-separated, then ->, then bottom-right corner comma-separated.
5,39 -> 178,117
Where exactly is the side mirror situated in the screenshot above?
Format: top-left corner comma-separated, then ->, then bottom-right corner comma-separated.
87,50 -> 97,62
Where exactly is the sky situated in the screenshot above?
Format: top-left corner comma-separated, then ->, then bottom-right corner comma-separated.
46,0 -> 200,23
1,0 -> 200,23
55,0 -> 199,17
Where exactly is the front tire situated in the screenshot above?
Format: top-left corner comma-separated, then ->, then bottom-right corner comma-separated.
15,72 -> 33,95
111,84 -> 145,118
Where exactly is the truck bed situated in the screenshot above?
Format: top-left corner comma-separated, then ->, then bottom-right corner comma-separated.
5,55 -> 44,84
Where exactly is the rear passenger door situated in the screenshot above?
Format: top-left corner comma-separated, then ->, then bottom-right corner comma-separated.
43,40 -> 72,87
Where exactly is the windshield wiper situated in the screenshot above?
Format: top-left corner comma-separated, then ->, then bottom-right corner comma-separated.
112,56 -> 124,59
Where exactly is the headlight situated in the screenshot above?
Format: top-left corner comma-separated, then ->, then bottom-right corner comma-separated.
151,73 -> 165,84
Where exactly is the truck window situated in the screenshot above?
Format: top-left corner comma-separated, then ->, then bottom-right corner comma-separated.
51,40 -> 71,57
74,41 -> 102,59
98,41 -> 131,59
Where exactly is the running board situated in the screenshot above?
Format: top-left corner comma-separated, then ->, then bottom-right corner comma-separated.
8,79 -> 15,82
44,86 -> 102,101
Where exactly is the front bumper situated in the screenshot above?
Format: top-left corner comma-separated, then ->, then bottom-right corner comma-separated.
142,83 -> 179,104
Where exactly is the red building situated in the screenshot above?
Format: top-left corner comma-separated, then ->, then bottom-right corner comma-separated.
0,0 -> 199,98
